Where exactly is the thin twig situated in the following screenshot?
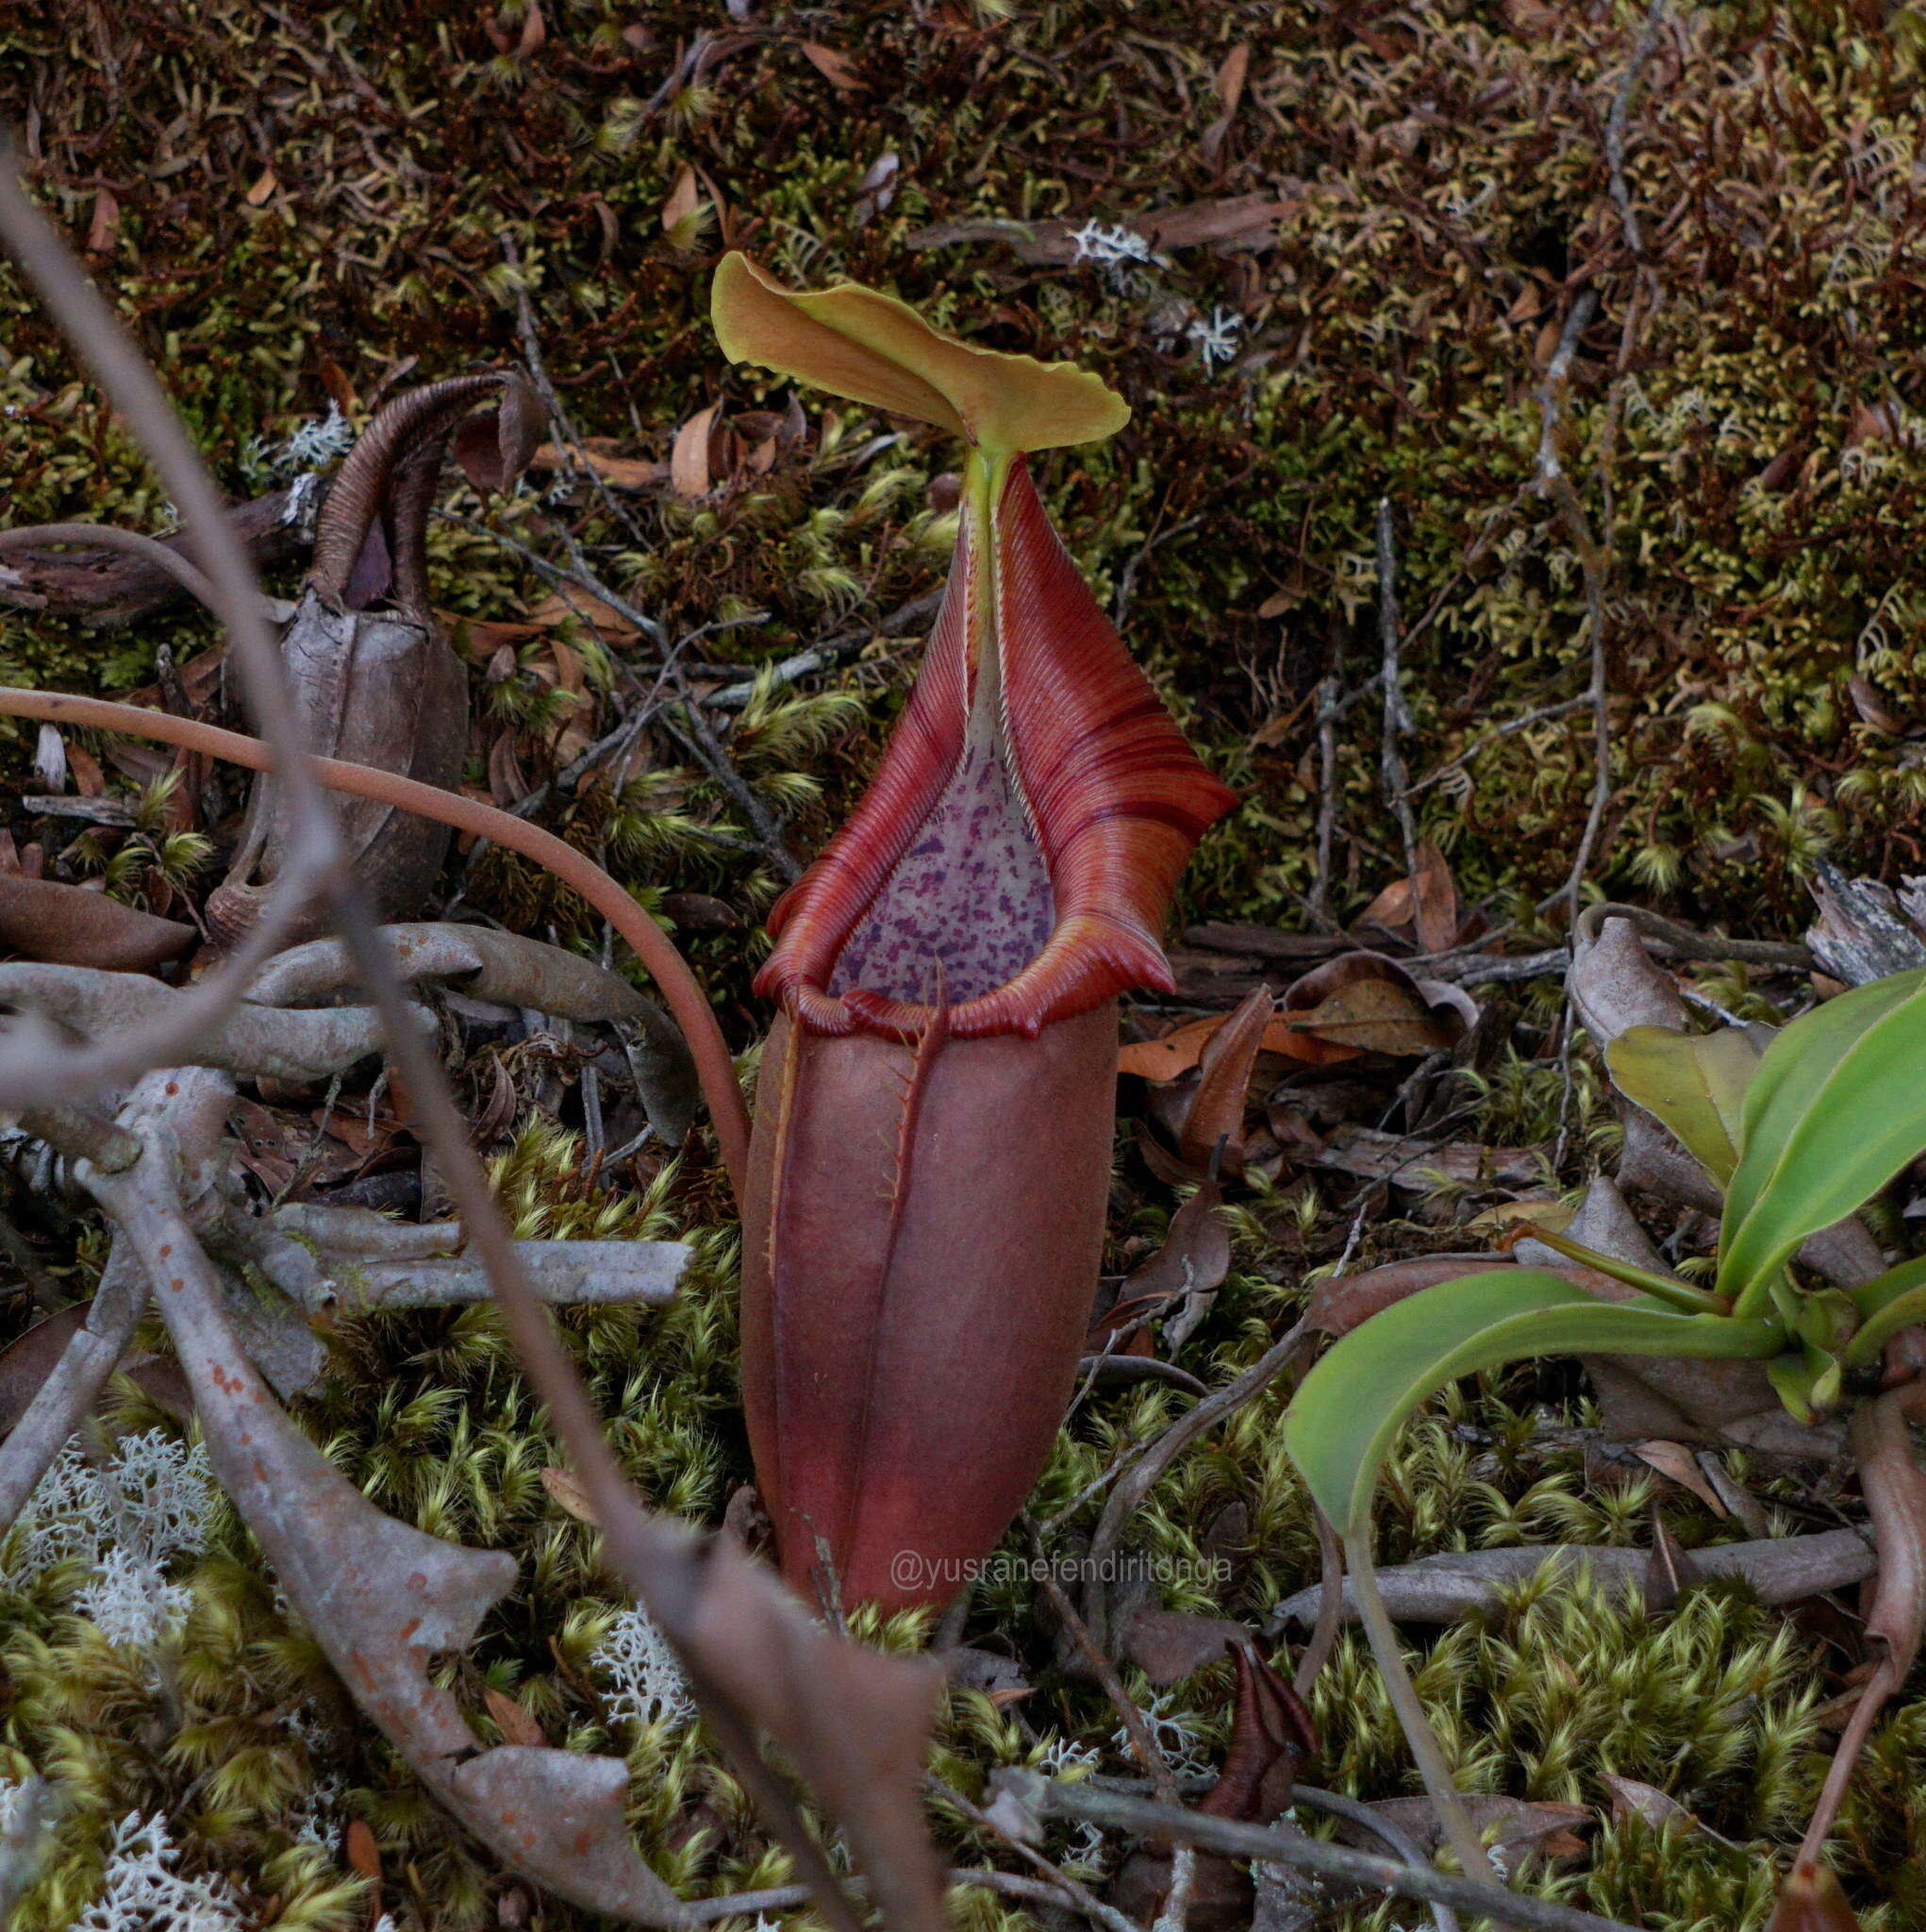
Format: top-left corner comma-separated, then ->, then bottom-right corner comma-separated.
995,1772 -> 1644,1932
1533,290 -> 1611,924
707,585 -> 945,708
1375,498 -> 1419,874
1606,0 -> 1669,260
1408,696 -> 1591,797
1024,1517 -> 1182,1806
1083,1324 -> 1314,1652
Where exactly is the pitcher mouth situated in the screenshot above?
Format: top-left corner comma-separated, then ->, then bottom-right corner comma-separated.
753,456 -> 1237,1042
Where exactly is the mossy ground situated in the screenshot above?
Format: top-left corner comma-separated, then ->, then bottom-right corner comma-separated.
3,2 -> 1926,1926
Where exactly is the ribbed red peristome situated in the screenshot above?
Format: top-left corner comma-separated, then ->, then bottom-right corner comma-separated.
755,458 -> 1237,1039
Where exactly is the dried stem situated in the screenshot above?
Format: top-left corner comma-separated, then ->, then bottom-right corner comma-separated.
996,1772 -> 1645,1932
1375,497 -> 1419,875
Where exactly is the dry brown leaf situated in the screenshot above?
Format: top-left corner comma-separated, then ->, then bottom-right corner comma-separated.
1116,1607 -> 1251,1687
84,187 -> 119,255
1213,42 -> 1251,111
1601,1774 -> 1702,1836
671,403 -> 718,497
523,588 -> 643,641
528,441 -> 668,492
344,1819 -> 381,1880
541,1462 -> 600,1524
1363,1795 -> 1590,1871
1282,950 -> 1468,1056
243,165 -> 278,207
1632,1439 -> 1731,1516
1089,1183 -> 1231,1351
1181,986 -> 1272,1171
1118,1009 -> 1354,1080
800,41 -> 862,91
661,163 -> 700,237
485,1686 -> 547,1749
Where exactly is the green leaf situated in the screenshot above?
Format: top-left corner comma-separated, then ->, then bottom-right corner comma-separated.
1843,1256 -> 1926,1367
1604,1024 -> 1764,1184
1282,1269 -> 1784,1534
1719,971 -> 1926,1310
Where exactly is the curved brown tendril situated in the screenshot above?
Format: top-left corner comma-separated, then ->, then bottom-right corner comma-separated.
0,684 -> 752,1197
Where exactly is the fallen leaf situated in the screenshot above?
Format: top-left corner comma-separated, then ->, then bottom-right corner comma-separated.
1117,1607 -> 1251,1687
0,1302 -> 92,1437
1601,1774 -> 1702,1836
523,588 -> 643,641
1633,1439 -> 1731,1517
84,187 -> 119,255
1212,42 -> 1251,111
243,165 -> 278,207
527,441 -> 668,492
671,403 -> 718,497
485,1686 -> 547,1748
1118,1009 -> 1353,1080
1088,1185 -> 1231,1347
1848,674 -> 1910,736
1282,952 -> 1459,1056
1360,1795 -> 1590,1871
800,41 -> 861,91
660,163 -> 702,243
542,1462 -> 600,1524
1181,986 -> 1273,1172
344,1819 -> 381,1880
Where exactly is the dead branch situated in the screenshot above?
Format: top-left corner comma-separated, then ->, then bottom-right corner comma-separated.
0,494 -> 312,625
1606,0 -> 1669,261
991,1771 -> 1647,1932
1375,497 -> 1419,874
708,584 -> 948,708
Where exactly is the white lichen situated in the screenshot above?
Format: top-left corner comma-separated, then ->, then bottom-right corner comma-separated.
589,1603 -> 696,1734
1112,1693 -> 1210,1780
75,1811 -> 245,1932
5,1430 -> 214,1655
1069,218 -> 1166,290
1186,306 -> 1244,373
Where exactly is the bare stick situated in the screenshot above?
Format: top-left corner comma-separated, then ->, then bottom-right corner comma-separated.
0,522 -> 220,609
1533,291 -> 1612,924
993,1772 -> 1645,1932
1606,0 -> 1669,260
1408,695 -> 1591,797
1375,498 -> 1419,874
1083,1323 -> 1313,1652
